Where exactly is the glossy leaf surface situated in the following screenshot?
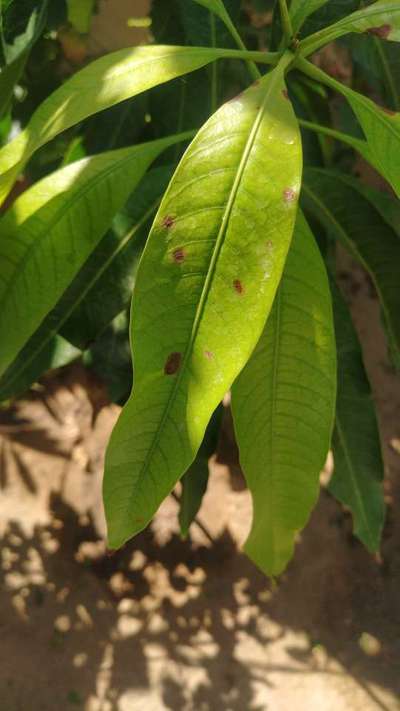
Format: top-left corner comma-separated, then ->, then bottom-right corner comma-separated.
330,281 -> 385,553
0,134 -> 190,383
104,61 -> 302,549
231,213 -> 336,576
303,169 -> 400,369
301,0 -> 400,56
0,45 -> 227,205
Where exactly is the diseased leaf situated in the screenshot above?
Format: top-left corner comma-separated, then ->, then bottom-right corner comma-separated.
303,169 -> 400,368
0,133 -> 191,384
179,405 -> 222,538
329,280 -> 385,553
231,213 -> 336,577
103,58 -> 302,549
290,0 -> 329,35
0,44 -> 234,205
301,0 -> 400,56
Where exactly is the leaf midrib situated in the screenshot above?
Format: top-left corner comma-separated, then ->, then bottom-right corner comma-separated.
129,67 -> 287,510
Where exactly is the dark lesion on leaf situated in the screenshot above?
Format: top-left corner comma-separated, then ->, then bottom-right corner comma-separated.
233,279 -> 244,295
366,24 -> 392,39
172,247 -> 186,263
283,187 -> 297,203
162,215 -> 175,229
164,352 -> 182,375
282,88 -> 289,100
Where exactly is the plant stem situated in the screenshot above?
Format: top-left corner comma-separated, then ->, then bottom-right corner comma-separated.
298,118 -> 369,153
279,0 -> 294,45
218,7 -> 261,80
216,48 -> 279,67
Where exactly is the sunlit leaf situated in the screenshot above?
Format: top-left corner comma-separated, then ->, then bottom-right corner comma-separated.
0,44 -> 235,205
0,133 -> 192,384
329,280 -> 385,553
231,213 -> 336,577
103,58 -> 302,549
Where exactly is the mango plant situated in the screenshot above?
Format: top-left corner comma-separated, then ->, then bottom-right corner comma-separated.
1,0 -> 399,576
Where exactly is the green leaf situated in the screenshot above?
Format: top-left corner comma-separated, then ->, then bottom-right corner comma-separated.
348,33 -> 400,111
0,133 -> 192,384
294,0 -> 360,37
0,51 -> 27,118
329,280 -> 385,553
179,405 -> 222,538
61,166 -> 173,350
0,333 -> 80,403
231,213 -> 336,577
303,169 -> 400,369
103,58 -> 302,550
289,0 -> 329,35
0,44 -> 234,205
301,1 -> 400,57
1,0 -> 48,65
297,59 -> 400,196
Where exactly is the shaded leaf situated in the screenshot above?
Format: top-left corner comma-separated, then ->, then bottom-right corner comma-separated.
348,33 -> 400,111
290,0 -> 329,35
303,169 -> 400,368
61,166 -> 173,350
301,1 -> 400,56
0,133 -> 191,384
329,280 -> 385,552
103,59 -> 302,549
231,213 -> 336,576
179,406 -> 222,538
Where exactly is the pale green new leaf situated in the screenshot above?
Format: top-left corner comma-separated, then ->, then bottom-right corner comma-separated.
330,281 -> 385,553
231,213 -> 336,577
303,169 -> 400,369
0,133 -> 191,379
290,0 -> 329,35
301,0 -> 400,57
104,60 -> 302,549
0,44 -> 231,206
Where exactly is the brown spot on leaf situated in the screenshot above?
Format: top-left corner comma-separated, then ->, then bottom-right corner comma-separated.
164,352 -> 182,375
367,24 -> 392,39
283,187 -> 297,203
282,89 -> 289,100
233,279 -> 244,295
266,240 -> 274,250
162,215 -> 175,229
172,247 -> 186,263
204,350 -> 214,360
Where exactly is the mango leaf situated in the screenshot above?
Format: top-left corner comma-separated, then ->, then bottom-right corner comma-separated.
0,334 -> 80,403
0,52 -> 27,118
67,0 -> 95,34
297,59 -> 400,196
303,169 -> 400,369
103,58 -> 302,549
0,44 -> 235,206
0,132 -> 192,384
348,33 -> 400,111
1,0 -> 48,65
61,166 -> 173,350
181,0 -> 241,48
295,0 -> 360,37
289,0 -> 329,35
301,0 -> 400,56
179,405 -> 222,538
231,213 -> 336,577
329,280 -> 385,553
